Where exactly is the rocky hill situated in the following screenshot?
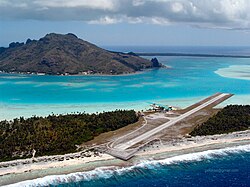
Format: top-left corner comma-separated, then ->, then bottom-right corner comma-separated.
0,33 -> 162,75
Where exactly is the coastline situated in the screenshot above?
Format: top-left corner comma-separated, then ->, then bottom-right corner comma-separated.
1,94 -> 250,121
0,67 -> 166,77
1,130 -> 249,186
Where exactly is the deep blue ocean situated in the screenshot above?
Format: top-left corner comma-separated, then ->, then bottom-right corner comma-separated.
58,151 -> 250,187
8,145 -> 250,187
1,46 -> 250,186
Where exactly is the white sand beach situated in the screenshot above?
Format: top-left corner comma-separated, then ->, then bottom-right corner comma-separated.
0,130 -> 249,186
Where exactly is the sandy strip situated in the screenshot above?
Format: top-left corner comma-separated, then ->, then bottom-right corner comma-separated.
138,137 -> 250,156
0,130 -> 249,186
0,153 -> 113,177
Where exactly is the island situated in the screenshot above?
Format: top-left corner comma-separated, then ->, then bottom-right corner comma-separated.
0,94 -> 249,186
0,33 -> 162,75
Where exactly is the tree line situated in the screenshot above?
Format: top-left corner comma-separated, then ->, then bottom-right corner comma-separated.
190,105 -> 250,136
0,110 -> 138,162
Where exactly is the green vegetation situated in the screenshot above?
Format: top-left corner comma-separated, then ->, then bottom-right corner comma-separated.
190,105 -> 250,136
0,110 -> 138,161
0,33 -> 160,75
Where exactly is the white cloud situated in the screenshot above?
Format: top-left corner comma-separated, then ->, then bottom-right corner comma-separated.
88,16 -> 120,25
33,0 -> 116,10
132,0 -> 145,6
0,0 -> 9,6
151,17 -> 170,25
0,0 -> 27,8
171,2 -> 184,13
1,0 -> 250,29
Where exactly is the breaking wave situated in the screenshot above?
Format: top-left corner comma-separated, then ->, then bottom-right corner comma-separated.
4,144 -> 250,187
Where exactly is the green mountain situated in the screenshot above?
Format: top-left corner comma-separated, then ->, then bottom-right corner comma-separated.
0,33 -> 162,75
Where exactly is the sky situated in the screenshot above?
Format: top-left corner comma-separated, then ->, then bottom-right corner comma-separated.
1,0 -> 250,47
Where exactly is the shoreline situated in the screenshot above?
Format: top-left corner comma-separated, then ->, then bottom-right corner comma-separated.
0,67 -> 164,77
0,70 -> 143,77
0,65 -> 169,79
0,130 -> 249,186
1,93 -> 250,121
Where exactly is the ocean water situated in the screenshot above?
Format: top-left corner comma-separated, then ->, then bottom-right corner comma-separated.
1,47 -> 250,186
104,46 -> 250,55
0,48 -> 250,120
6,144 -> 250,187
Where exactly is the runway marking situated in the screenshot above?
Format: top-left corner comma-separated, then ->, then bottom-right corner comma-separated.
114,93 -> 229,150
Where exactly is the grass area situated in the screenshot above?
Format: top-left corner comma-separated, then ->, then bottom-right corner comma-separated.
83,117 -> 145,147
155,108 -> 221,142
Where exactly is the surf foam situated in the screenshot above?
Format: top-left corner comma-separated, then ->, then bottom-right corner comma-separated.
4,144 -> 250,187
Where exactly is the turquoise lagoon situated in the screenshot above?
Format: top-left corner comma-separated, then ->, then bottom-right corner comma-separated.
0,54 -> 250,120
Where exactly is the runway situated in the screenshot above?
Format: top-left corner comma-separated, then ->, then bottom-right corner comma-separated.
114,93 -> 230,150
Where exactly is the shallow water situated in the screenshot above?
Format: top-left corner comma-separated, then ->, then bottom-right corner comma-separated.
1,47 -> 250,186
0,55 -> 250,120
215,65 -> 250,80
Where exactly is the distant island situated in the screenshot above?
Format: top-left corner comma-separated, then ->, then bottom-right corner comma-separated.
0,33 -> 162,75
135,52 -> 250,58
